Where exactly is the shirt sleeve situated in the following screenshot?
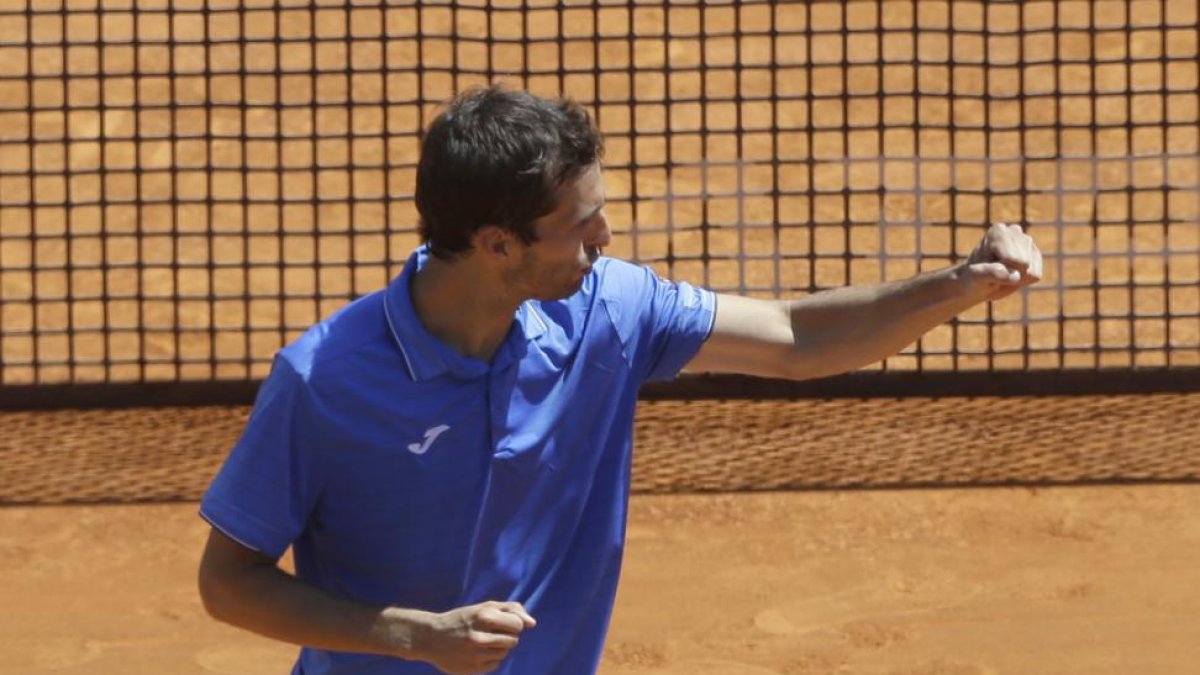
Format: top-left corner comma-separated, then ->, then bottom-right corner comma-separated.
599,259 -> 717,383
198,355 -> 323,559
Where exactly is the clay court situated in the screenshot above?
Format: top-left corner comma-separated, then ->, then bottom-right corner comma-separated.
2,1 -> 1199,673
3,483 -> 1200,674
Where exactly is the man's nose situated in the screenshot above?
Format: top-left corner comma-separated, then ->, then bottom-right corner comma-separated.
589,212 -> 612,248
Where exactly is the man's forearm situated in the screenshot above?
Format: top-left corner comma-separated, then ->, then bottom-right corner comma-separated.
785,263 -> 980,378
200,561 -> 429,660
688,222 -> 1038,381
199,527 -> 534,673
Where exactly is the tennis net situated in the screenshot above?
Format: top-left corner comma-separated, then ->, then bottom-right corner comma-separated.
1,0 -> 1197,407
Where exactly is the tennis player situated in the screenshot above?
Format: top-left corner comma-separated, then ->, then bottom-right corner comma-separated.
197,85 -> 1042,675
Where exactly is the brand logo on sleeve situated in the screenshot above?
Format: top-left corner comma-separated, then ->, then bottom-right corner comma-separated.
407,424 -> 451,455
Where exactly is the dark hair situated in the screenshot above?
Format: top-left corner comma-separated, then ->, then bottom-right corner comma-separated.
415,86 -> 604,260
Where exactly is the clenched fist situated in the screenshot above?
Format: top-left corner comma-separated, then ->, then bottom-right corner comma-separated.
962,222 -> 1044,301
414,601 -> 537,675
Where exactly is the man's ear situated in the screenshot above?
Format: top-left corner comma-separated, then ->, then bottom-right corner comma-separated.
472,225 -> 512,259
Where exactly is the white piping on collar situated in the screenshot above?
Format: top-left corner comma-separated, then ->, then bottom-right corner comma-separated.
382,287 -> 418,380
524,302 -> 549,337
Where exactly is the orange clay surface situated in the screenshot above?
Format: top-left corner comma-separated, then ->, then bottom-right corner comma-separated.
2,484 -> 1199,675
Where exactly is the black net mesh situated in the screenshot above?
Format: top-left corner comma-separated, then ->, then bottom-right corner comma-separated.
1,1 -> 1197,396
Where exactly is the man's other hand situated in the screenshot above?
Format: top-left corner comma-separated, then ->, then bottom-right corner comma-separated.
962,222 -> 1044,302
415,601 -> 537,674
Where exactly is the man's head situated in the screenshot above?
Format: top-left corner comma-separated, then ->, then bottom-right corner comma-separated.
415,86 -> 605,262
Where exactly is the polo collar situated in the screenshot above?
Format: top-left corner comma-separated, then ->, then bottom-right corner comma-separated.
384,246 -> 547,381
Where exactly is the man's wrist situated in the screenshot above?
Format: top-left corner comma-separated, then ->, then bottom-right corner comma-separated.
944,261 -> 991,305
372,606 -> 436,661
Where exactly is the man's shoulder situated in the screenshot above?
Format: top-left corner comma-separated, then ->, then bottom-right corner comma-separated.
547,258 -> 656,352
277,289 -> 392,381
594,255 -> 649,280
589,256 -> 660,301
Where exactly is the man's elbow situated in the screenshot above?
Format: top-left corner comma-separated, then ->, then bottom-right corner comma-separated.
197,560 -> 237,622
197,537 -> 271,624
776,338 -> 875,382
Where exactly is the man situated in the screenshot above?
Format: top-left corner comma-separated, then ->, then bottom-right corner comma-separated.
198,86 -> 1042,674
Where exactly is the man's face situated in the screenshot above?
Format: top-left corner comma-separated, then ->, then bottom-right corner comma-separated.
506,162 -> 611,301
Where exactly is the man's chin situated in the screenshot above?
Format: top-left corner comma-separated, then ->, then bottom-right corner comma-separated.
564,275 -> 587,296
534,276 -> 586,302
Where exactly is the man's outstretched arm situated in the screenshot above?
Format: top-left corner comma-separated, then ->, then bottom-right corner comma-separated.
686,223 -> 1043,381
198,527 -> 535,675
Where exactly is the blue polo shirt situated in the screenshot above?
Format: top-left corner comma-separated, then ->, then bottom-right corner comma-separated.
200,246 -> 716,674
